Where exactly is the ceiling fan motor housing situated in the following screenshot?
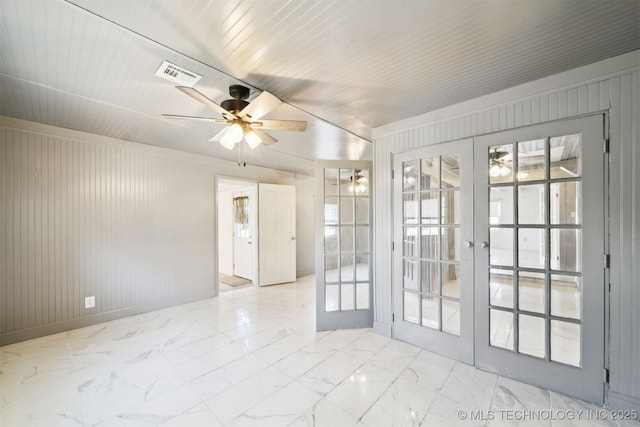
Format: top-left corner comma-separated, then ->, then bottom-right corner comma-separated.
221,85 -> 252,113
229,84 -> 250,100
221,98 -> 249,113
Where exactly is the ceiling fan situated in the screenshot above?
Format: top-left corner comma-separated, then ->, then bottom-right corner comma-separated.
162,84 -> 307,150
489,148 -> 512,177
333,169 -> 368,193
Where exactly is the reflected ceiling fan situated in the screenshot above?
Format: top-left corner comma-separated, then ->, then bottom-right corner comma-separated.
489,148 -> 512,177
333,169 -> 368,193
162,84 -> 307,149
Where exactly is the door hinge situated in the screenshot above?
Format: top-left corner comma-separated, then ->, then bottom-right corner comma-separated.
603,368 -> 610,383
603,138 -> 609,154
603,254 -> 610,269
392,313 -> 395,322
391,170 -> 395,179
391,241 -> 395,251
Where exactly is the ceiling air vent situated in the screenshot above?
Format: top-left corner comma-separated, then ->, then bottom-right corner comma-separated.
155,61 -> 203,87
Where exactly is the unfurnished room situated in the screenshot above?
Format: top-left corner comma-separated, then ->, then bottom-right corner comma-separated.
1,1 -> 639,426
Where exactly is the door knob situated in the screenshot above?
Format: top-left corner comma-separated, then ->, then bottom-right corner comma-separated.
464,240 -> 474,248
291,237 -> 296,241
478,241 -> 489,248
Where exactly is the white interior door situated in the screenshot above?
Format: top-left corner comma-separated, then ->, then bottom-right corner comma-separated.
315,160 -> 373,330
393,139 -> 474,364
258,183 -> 296,286
232,190 -> 255,280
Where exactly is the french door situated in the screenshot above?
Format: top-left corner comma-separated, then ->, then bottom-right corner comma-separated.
316,160 -> 373,330
393,139 -> 475,364
393,115 -> 605,403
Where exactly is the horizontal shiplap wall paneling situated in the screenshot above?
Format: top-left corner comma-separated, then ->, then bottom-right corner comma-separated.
373,68 -> 639,406
0,128 -> 216,338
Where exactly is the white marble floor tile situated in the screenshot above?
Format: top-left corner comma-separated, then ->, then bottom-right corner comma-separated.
359,375 -> 438,427
274,345 -> 336,379
289,397 -> 359,427
549,392 -> 618,427
421,393 -> 486,427
160,403 -> 222,427
0,333 -> 71,363
171,341 -> 250,381
439,362 -> 499,410
161,331 -> 234,366
77,353 -> 186,426
0,378 -> 84,427
297,351 -> 364,396
253,329 -> 320,365
324,363 -> 395,419
342,330 -> 392,361
368,339 -> 421,377
205,366 -> 292,424
188,353 -> 269,400
396,349 -> 456,393
226,381 -> 321,427
0,275 -> 630,427
93,384 -> 212,427
488,377 -> 551,427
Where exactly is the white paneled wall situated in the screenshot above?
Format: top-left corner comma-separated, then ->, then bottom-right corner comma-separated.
0,117 -> 315,344
372,52 -> 639,409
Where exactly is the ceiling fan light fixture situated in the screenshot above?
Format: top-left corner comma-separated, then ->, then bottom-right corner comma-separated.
349,181 -> 367,193
220,123 -> 243,149
219,136 -> 237,150
245,130 -> 262,149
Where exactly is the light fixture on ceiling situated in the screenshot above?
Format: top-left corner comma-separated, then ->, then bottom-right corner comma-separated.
218,121 -> 264,150
244,129 -> 262,149
489,149 -> 511,177
349,171 -> 368,193
162,84 -> 306,153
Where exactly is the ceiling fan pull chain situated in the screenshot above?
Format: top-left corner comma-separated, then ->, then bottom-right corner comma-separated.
238,139 -> 247,167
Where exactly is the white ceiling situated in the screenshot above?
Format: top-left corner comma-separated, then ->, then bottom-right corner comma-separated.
1,0 -> 638,176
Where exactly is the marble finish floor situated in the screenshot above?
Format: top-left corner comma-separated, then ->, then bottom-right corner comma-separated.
1,275 -> 637,427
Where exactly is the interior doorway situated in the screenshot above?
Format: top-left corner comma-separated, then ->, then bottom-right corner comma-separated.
217,178 -> 258,292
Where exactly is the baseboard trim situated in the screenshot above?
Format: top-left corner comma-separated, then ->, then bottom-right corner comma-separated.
0,290 -> 215,346
373,321 -> 392,337
608,391 -> 640,412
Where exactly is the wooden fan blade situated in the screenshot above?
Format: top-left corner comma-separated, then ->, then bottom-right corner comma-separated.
239,91 -> 282,120
253,119 -> 307,132
176,86 -> 236,120
251,128 -> 278,145
162,114 -> 227,123
209,127 -> 230,142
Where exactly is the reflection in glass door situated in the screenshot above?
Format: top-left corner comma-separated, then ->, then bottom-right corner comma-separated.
316,161 -> 372,330
475,115 -> 605,403
393,139 -> 474,364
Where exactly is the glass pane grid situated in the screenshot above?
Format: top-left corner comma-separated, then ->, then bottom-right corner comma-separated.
324,167 -> 371,314
488,136 -> 583,365
401,154 -> 462,336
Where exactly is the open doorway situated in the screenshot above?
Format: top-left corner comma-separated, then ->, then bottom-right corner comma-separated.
217,177 -> 258,292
